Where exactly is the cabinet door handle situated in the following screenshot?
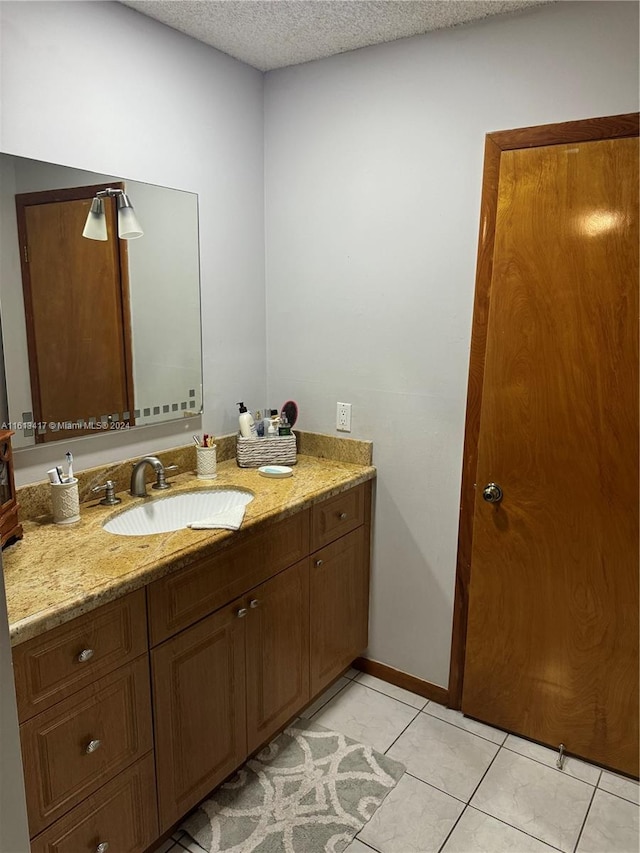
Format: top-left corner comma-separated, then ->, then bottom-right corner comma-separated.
237,607 -> 248,618
96,843 -> 109,853
249,599 -> 260,608
78,648 -> 94,663
338,512 -> 348,520
314,559 -> 323,567
85,738 -> 102,754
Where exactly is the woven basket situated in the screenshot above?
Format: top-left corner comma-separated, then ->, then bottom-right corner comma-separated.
236,434 -> 297,468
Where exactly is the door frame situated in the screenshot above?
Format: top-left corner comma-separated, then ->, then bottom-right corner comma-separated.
448,112 -> 640,709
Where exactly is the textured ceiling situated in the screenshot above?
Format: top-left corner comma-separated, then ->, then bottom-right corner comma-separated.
121,0 -> 549,71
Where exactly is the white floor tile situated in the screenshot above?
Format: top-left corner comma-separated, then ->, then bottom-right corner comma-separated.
441,807 -> 558,853
345,667 -> 360,679
299,677 -> 350,718
386,713 -> 499,802
423,704 -> 507,745
471,748 -> 593,852
598,769 -> 640,805
577,789 -> 640,853
311,681 -> 418,753
358,773 -> 463,853
344,839 -> 377,853
355,672 -> 428,710
503,734 -> 601,785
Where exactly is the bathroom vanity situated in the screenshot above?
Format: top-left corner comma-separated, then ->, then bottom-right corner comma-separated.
4,448 -> 374,852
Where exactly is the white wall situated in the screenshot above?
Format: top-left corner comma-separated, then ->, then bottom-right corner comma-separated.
264,1 -> 640,687
0,0 -> 266,484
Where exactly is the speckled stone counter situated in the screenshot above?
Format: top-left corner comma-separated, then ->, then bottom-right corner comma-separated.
4,447 -> 375,647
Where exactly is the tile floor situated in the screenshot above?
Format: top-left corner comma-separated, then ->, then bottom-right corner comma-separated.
155,667 -> 640,853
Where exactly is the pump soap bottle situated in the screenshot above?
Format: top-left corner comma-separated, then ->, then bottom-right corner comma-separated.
237,402 -> 258,438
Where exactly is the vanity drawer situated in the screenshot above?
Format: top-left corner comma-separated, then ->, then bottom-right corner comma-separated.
310,484 -> 367,551
148,509 -> 310,645
20,655 -> 153,837
13,589 -> 147,722
30,753 -> 158,853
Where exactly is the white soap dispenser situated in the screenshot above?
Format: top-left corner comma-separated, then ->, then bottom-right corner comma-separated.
237,402 -> 258,438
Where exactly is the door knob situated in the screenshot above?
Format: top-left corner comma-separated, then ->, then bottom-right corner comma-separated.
482,483 -> 503,504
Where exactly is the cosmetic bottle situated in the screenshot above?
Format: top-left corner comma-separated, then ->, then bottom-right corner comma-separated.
267,409 -> 279,438
255,410 -> 265,437
278,413 -> 291,436
237,402 -> 258,438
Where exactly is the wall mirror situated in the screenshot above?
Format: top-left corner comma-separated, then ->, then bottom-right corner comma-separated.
0,154 -> 203,449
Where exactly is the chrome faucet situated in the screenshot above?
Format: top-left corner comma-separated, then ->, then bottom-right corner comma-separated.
130,456 -> 171,497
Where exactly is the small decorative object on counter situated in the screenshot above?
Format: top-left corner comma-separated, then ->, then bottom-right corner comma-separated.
236,434 -> 297,468
51,477 -> 80,524
196,443 -> 217,479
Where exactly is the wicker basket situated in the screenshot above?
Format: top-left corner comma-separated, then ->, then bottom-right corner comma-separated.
236,434 -> 297,468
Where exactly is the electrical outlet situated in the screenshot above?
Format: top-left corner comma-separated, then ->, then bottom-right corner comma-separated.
336,402 -> 352,432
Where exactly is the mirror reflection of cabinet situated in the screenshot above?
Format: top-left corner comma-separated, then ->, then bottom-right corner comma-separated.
0,430 -> 23,548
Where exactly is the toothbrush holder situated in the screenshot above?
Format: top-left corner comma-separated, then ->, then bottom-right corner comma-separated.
196,444 -> 217,480
50,478 -> 80,524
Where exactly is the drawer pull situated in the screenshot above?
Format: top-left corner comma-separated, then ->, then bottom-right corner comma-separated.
85,738 -> 102,754
96,843 -> 110,853
314,559 -> 323,567
237,608 -> 248,619
77,648 -> 95,663
249,599 -> 260,609
339,512 -> 348,520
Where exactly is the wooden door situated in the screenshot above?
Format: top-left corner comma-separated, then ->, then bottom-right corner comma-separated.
460,120 -> 639,776
310,527 -> 369,695
151,599 -> 247,831
245,560 -> 310,753
16,186 -> 134,442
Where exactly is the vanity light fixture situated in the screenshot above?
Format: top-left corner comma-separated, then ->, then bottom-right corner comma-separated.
81,188 -> 144,241
81,197 -> 108,241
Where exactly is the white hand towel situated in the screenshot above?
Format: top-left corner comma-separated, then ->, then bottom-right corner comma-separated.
187,505 -> 246,531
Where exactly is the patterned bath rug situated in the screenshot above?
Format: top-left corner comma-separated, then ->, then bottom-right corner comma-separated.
181,718 -> 405,853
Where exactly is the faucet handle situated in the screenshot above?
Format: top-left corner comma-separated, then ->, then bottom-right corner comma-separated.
92,481 -> 122,506
152,463 -> 178,491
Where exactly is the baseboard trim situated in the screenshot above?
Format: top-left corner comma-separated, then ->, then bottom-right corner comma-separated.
353,657 -> 449,707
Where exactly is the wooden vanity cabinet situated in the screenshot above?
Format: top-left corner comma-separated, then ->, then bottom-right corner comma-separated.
151,597 -> 248,830
12,590 -> 157,850
14,479 -> 372,849
309,526 -> 369,696
245,559 -> 310,753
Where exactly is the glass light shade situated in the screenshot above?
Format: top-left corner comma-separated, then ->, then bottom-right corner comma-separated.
81,197 -> 107,241
116,193 -> 144,239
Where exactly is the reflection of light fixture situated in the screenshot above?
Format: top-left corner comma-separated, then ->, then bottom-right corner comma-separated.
81,188 -> 144,241
577,209 -> 625,237
81,197 -> 108,241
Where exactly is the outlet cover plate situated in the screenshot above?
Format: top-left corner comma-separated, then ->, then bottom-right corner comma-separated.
336,402 -> 352,432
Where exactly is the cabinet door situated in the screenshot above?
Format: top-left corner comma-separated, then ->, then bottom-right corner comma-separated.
30,754 -> 157,853
151,599 -> 247,832
246,561 -> 310,753
310,527 -> 368,696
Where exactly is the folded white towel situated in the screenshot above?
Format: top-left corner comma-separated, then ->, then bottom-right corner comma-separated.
187,505 -> 246,531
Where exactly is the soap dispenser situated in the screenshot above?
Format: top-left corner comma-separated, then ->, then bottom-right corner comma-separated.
237,402 -> 258,438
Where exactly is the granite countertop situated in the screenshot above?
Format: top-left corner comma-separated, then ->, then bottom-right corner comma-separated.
3,452 -> 375,647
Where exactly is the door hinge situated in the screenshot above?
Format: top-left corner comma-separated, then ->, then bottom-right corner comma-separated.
23,244 -> 29,263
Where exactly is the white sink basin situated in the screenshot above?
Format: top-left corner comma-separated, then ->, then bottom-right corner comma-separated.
103,489 -> 254,536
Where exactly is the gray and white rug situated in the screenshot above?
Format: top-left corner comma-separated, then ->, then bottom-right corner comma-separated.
181,719 -> 405,853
